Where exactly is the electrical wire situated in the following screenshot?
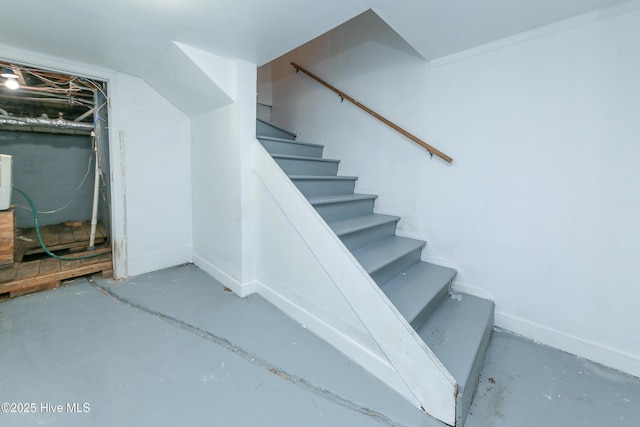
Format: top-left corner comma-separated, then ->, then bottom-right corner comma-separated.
22,69 -> 76,87
81,78 -> 108,99
3,63 -> 107,110
1,62 -> 109,125
12,186 -> 107,261
93,101 -> 108,124
13,151 -> 95,214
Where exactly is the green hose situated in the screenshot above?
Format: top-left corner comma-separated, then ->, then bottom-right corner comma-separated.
13,186 -> 107,261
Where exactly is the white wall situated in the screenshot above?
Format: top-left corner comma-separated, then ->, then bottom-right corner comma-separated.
257,63 -> 273,106
0,132 -> 94,227
0,43 -> 193,279
143,42 -> 236,117
257,63 -> 273,121
110,73 -> 192,277
268,8 -> 640,378
191,60 -> 259,295
191,105 -> 244,287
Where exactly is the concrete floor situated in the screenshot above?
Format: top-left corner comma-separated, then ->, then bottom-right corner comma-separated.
0,264 -> 638,426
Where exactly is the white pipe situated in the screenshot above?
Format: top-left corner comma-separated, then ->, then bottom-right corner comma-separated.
88,132 -> 100,249
74,108 -> 94,122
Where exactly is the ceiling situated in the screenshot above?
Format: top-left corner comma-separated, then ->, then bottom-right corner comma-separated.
0,0 -> 634,78
0,0 -> 367,76
369,0 -> 635,60
1,0 -> 632,124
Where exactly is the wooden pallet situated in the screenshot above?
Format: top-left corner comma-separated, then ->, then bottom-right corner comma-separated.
0,208 -> 15,267
0,248 -> 112,299
18,221 -> 108,259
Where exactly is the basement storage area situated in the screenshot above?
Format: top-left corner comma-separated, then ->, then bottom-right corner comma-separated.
0,61 -> 112,299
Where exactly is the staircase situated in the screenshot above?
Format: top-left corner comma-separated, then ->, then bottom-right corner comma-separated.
257,118 -> 494,426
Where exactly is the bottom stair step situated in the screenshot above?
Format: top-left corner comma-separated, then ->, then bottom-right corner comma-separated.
417,293 -> 494,426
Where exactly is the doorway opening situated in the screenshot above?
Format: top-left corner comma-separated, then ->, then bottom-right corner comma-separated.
0,60 -> 113,300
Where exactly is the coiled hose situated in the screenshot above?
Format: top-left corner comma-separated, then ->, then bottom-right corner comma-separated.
13,186 -> 107,261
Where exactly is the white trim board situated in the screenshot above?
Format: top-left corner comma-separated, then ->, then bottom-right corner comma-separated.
450,279 -> 640,379
256,281 -> 408,386
450,279 -> 495,301
192,253 -> 258,298
495,311 -> 640,380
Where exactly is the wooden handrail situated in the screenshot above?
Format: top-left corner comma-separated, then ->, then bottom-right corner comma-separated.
290,62 -> 453,163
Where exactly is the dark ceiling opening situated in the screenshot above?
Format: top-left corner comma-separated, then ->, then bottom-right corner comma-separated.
0,61 -> 106,134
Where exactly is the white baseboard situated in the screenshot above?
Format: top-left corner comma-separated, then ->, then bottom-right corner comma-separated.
496,311 -> 640,379
192,253 -> 257,297
450,279 -> 495,301
421,254 -> 457,270
447,275 -> 640,379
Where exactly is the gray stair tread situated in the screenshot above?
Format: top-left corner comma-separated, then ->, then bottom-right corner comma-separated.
272,154 -> 340,164
257,135 -> 322,148
417,293 -> 494,392
381,262 -> 456,325
290,175 -> 358,181
307,193 -> 378,205
256,118 -> 297,138
352,236 -> 426,275
329,213 -> 400,237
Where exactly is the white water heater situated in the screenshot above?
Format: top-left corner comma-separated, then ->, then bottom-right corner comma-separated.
0,154 -> 12,210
